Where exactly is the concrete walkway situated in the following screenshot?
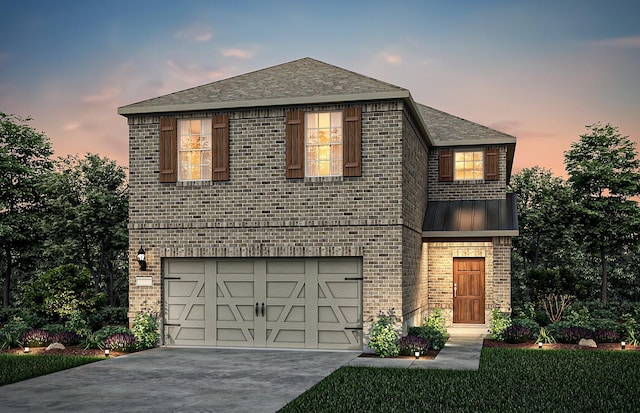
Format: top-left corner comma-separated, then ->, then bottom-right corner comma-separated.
347,334 -> 485,370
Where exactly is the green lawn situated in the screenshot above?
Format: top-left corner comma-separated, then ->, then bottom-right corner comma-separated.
0,354 -> 104,386
280,348 -> 639,412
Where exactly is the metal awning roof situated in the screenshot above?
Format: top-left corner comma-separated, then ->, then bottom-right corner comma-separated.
422,193 -> 519,237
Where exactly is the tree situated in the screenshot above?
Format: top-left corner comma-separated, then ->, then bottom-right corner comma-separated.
0,112 -> 53,307
42,154 -> 128,305
509,167 -> 579,301
564,122 -> 640,302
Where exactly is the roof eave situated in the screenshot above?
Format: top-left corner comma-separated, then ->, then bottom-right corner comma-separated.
117,90 -> 412,116
432,136 -> 517,146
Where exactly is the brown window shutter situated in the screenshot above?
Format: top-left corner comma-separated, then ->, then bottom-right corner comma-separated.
439,149 -> 453,182
343,106 -> 362,177
485,147 -> 499,181
159,117 -> 177,183
212,114 -> 229,181
285,110 -> 305,179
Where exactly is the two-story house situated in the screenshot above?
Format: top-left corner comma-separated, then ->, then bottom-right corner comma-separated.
118,57 -> 517,351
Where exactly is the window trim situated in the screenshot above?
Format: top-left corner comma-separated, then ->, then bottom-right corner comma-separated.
177,118 -> 213,182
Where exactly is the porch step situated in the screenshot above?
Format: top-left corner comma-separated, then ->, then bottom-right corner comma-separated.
447,324 -> 489,337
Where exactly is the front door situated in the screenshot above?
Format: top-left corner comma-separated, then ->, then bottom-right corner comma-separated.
453,258 -> 485,324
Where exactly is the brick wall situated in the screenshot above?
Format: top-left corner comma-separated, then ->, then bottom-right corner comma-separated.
127,101 -> 421,336
427,146 -> 508,201
401,111 -> 429,329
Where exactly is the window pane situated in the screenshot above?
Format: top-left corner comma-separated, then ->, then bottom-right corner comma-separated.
318,113 -> 330,129
331,145 -> 342,162
307,131 -> 318,144
331,112 -> 342,127
318,161 -> 331,176
306,113 -> 317,129
331,127 -> 341,143
318,129 -> 330,144
331,158 -> 343,176
318,145 -> 330,161
307,160 -> 318,177
190,120 -> 200,135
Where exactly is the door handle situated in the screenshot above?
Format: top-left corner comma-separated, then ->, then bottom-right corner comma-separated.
261,302 -> 265,317
255,302 -> 259,317
453,283 -> 457,298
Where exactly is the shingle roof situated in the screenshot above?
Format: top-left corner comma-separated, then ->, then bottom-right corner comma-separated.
423,193 -> 519,237
118,57 -> 411,115
415,103 -> 516,146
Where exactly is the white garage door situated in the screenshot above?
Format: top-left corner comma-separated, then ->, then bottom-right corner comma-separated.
164,258 -> 362,350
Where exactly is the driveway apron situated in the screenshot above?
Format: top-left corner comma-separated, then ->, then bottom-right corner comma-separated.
0,348 -> 359,413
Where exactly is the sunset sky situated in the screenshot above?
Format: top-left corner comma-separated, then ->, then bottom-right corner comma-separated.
1,0 -> 639,178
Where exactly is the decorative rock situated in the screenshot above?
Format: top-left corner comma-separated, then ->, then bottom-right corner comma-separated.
578,338 -> 597,348
46,342 -> 66,351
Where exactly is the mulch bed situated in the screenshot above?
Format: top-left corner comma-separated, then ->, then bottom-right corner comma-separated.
483,339 -> 639,351
0,346 -> 126,357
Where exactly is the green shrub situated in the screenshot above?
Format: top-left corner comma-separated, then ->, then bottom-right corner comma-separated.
95,325 -> 131,343
489,309 -> 512,341
0,317 -> 31,349
87,306 -> 129,329
131,313 -> 159,350
511,318 -> 540,339
590,318 -> 623,336
368,312 -> 400,358
41,323 -> 66,334
546,320 -> 574,339
23,264 -> 106,324
64,310 -> 91,338
536,327 -> 556,343
409,308 -> 448,350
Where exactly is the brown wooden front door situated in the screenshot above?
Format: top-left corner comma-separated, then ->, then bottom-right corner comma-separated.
453,258 -> 485,324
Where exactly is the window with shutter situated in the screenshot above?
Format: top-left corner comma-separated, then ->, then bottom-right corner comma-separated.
439,149 -> 453,182
212,114 -> 229,181
454,150 -> 484,180
159,117 -> 178,183
286,110 -> 305,179
484,148 -> 499,181
343,106 -> 362,177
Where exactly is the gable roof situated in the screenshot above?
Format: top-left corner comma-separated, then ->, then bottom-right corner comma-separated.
415,103 -> 516,146
118,57 -> 411,115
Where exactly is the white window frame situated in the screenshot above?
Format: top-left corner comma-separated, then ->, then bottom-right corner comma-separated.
305,111 -> 343,177
178,118 -> 212,182
454,149 -> 484,181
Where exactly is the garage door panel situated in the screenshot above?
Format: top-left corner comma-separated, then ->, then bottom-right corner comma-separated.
168,260 -> 205,274
217,260 -> 254,274
266,260 -> 305,274
318,260 -> 359,275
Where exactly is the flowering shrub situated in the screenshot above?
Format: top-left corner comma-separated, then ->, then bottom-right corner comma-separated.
503,326 -> 532,344
51,331 -> 81,346
103,333 -> 138,352
556,327 -> 593,344
592,329 -> 620,343
22,329 -> 52,347
131,312 -> 159,350
368,312 -> 400,358
397,335 -> 430,356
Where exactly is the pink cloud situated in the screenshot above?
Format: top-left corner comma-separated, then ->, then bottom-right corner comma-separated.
175,23 -> 213,42
222,48 -> 252,58
82,86 -> 119,103
591,36 -> 640,48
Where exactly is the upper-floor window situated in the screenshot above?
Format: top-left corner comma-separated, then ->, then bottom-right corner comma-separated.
285,107 -> 361,179
159,115 -> 229,183
438,147 -> 499,182
178,119 -> 212,181
454,150 -> 483,180
305,112 -> 343,177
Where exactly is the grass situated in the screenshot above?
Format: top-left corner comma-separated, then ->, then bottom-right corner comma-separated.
0,354 -> 104,386
280,348 -> 640,412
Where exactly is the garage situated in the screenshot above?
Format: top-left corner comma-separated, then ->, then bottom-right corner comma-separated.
163,258 -> 363,350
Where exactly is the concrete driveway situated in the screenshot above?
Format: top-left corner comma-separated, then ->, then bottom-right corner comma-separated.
0,347 -> 358,412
